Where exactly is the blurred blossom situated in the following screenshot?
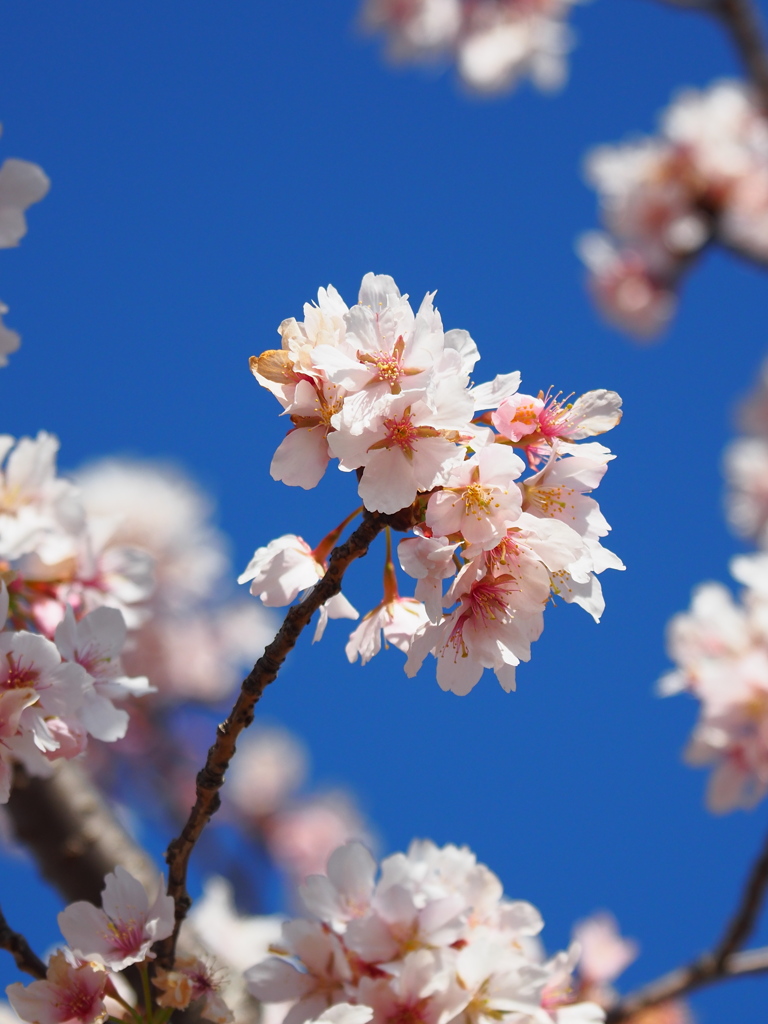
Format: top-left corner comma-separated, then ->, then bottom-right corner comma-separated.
581,81 -> 768,338
227,727 -> 308,820
660,567 -> 768,812
74,459 -> 275,701
246,839 -> 604,1024
361,0 -> 578,96
75,459 -> 228,611
264,791 -> 374,882
573,913 -> 638,990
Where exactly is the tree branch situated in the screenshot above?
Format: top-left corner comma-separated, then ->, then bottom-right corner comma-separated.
156,510 -> 389,967
714,0 -> 768,111
607,823 -> 768,1022
0,906 -> 46,980
650,0 -> 768,110
6,759 -> 161,906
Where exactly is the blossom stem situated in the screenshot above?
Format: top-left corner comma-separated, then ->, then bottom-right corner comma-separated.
382,528 -> 399,603
140,963 -> 154,1022
0,905 -> 46,979
607,822 -> 768,1021
311,506 -> 364,563
156,511 -> 388,968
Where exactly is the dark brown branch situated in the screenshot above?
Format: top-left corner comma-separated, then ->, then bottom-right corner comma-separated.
714,0 -> 768,111
607,824 -> 768,1022
651,0 -> 768,110
0,906 -> 46,980
713,821 -> 768,966
606,946 -> 768,1021
6,759 -> 161,906
156,510 -> 389,967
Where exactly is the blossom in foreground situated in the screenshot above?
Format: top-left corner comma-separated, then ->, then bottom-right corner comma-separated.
7,951 -> 107,1024
58,865 -> 174,970
580,81 -> 768,338
360,0 -> 578,96
246,839 -> 604,1024
248,274 -> 622,693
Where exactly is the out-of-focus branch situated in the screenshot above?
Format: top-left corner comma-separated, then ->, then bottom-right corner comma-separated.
6,759 -> 160,906
607,824 -> 768,1022
0,906 -> 46,980
157,510 -> 391,967
606,946 -> 768,1021
652,0 -> 768,110
713,821 -> 768,965
714,0 -> 768,110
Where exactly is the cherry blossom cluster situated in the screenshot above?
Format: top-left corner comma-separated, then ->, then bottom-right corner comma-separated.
74,459 -> 273,702
360,0 -> 577,95
245,273 -> 622,694
659,554 -> 768,813
580,81 -> 768,339
0,434 -> 166,800
0,144 -> 49,365
662,359 -> 768,813
6,865 -> 233,1024
246,839 -> 604,1024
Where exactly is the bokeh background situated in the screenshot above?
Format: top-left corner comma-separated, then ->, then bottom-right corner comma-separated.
1,1 -> 767,1020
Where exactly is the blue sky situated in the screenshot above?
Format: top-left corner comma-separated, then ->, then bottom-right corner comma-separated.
1,1 -> 768,1020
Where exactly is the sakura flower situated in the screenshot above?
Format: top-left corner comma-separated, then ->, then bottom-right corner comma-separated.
329,391 -> 470,515
346,598 -> 429,665
0,303 -> 20,367
58,865 -> 174,971
54,606 -> 151,743
7,951 -> 107,1024
572,914 -> 638,990
248,839 -> 604,1024
226,727 -> 308,819
398,535 -> 459,622
153,956 -> 234,1024
426,446 -> 525,552
239,533 -> 357,641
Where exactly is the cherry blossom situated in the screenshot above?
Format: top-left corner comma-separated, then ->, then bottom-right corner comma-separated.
361,0 -> 578,97
249,275 -> 621,691
581,81 -> 768,338
58,865 -> 174,971
246,839 -> 603,1024
7,952 -> 107,1024
154,955 -> 234,1024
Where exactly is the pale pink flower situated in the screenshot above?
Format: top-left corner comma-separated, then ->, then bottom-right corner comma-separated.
266,792 -> 373,883
154,956 -> 234,1024
572,914 -> 638,988
239,534 -> 357,641
226,727 -> 308,819
425,446 -> 525,552
346,598 -> 429,665
58,866 -> 174,971
7,951 -> 107,1024
398,535 -> 459,622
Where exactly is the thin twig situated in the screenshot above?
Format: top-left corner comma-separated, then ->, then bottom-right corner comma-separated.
0,906 -> 47,980
607,824 -> 768,1022
156,510 -> 389,967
